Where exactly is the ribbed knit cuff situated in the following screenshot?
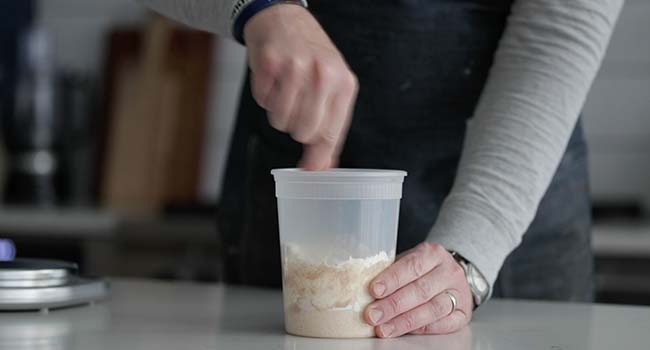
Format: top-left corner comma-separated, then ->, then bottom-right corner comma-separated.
231,0 -> 307,44
426,197 -> 523,300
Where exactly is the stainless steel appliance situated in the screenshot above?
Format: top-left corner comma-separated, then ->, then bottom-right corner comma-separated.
0,258 -> 108,311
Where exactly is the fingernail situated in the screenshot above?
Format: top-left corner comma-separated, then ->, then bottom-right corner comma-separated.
373,282 -> 386,297
380,323 -> 395,338
368,307 -> 383,325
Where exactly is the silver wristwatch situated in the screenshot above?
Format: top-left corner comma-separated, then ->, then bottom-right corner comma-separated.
450,251 -> 490,307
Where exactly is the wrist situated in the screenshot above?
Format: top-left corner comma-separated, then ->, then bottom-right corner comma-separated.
243,3 -> 310,46
232,0 -> 309,45
450,251 -> 490,308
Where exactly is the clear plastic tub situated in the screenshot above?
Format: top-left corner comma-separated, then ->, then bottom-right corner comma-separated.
271,168 -> 407,338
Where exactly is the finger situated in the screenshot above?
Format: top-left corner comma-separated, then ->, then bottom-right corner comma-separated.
325,81 -> 357,166
376,289 -> 460,338
250,71 -> 275,110
266,64 -> 305,131
370,242 -> 445,299
289,84 -> 329,144
409,310 -> 469,335
297,69 -> 356,170
298,142 -> 335,170
301,92 -> 350,170
365,265 -> 447,326
249,47 -> 280,109
296,92 -> 347,170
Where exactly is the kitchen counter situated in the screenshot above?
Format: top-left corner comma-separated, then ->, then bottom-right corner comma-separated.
1,279 -> 647,349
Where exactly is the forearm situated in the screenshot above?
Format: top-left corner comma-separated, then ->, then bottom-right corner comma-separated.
428,0 -> 623,294
137,0 -> 235,37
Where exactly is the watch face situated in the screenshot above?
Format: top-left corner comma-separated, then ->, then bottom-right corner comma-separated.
450,251 -> 489,305
468,265 -> 489,299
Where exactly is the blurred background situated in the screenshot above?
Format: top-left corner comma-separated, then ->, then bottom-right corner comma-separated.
0,0 -> 648,305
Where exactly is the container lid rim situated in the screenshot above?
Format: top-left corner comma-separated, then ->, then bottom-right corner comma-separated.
271,168 -> 407,178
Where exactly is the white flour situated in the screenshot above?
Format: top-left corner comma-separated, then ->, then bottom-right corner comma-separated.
281,243 -> 393,338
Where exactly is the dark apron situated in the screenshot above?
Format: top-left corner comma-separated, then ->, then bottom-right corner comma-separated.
219,0 -> 593,302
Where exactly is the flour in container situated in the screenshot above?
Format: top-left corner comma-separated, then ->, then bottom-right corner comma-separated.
281,243 -> 393,338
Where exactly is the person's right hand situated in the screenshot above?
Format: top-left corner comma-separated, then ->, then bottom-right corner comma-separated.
244,4 -> 358,170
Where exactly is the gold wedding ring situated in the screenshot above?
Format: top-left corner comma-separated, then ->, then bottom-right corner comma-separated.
444,290 -> 458,315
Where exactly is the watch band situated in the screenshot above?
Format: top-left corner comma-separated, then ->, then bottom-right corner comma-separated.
450,251 -> 490,308
231,0 -> 309,45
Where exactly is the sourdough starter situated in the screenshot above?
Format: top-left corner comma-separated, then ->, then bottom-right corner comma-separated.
281,244 -> 393,338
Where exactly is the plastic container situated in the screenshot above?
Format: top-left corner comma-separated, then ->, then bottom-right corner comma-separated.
271,168 -> 407,338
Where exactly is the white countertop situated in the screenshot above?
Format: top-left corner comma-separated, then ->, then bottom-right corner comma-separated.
1,278 -> 648,349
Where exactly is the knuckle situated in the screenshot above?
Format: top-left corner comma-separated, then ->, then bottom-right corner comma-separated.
258,48 -> 280,75
319,126 -> 339,146
252,90 -> 267,108
287,56 -> 308,75
287,119 -> 301,134
267,113 -> 279,126
387,295 -> 401,315
429,299 -> 447,319
250,79 -> 269,106
418,242 -> 432,254
342,71 -> 358,91
430,243 -> 445,254
263,93 -> 279,111
269,115 -> 288,132
413,278 -> 433,301
402,313 -> 417,331
388,267 -> 401,289
314,61 -> 337,84
450,261 -> 464,276
421,242 -> 443,257
293,131 -> 313,144
406,254 -> 425,278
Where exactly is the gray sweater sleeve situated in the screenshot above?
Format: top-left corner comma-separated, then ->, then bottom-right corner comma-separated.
427,0 -> 623,294
137,0 -> 236,38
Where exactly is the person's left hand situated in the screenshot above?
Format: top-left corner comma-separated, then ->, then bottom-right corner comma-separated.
364,242 -> 474,338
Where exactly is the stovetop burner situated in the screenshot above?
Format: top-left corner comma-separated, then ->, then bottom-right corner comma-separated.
0,258 -> 108,311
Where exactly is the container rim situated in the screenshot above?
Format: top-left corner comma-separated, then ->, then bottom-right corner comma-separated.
272,168 -> 406,198
271,168 -> 407,179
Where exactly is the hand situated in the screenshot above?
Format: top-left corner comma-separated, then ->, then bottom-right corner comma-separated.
364,242 -> 474,338
244,5 -> 358,170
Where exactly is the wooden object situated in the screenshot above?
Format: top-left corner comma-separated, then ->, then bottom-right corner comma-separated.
101,17 -> 213,214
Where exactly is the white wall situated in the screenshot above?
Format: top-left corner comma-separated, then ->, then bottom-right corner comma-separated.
198,40 -> 246,202
36,0 -> 147,71
582,0 -> 650,209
